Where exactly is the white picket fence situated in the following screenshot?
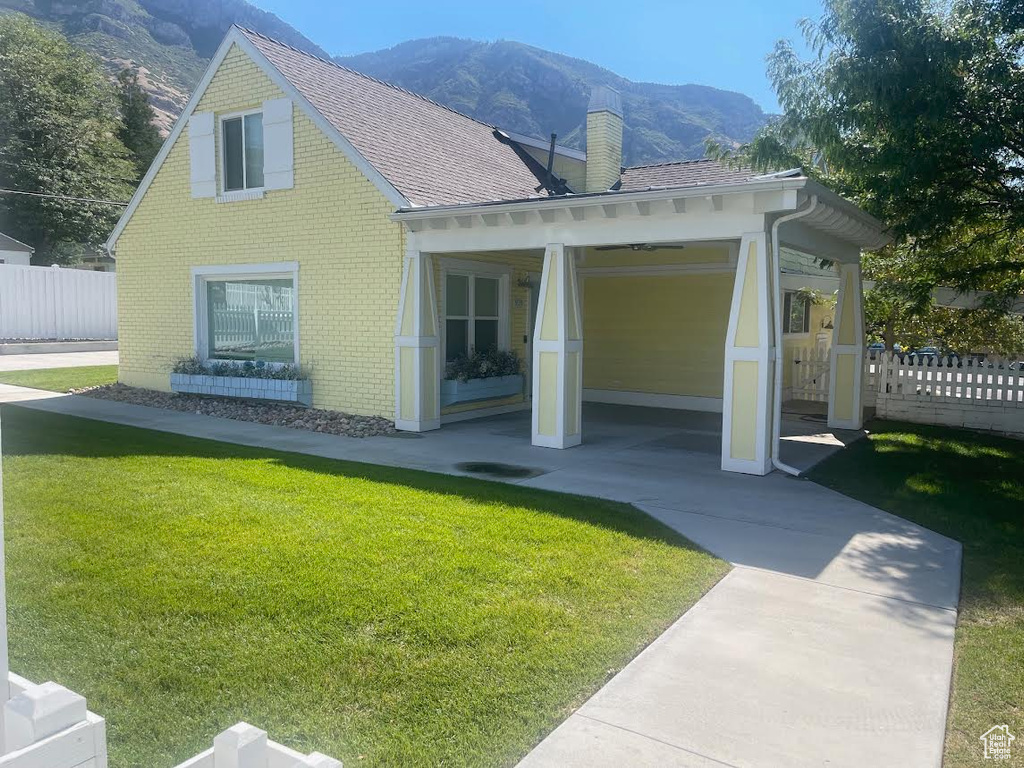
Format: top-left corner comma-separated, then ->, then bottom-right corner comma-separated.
0,265 -> 116,340
790,348 -> 1024,437
873,353 -> 1024,436
789,346 -> 831,403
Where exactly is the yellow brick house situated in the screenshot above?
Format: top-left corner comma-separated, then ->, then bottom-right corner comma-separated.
107,26 -> 889,476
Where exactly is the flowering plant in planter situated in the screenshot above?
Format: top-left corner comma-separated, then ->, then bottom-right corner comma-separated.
170,356 -> 311,405
443,348 -> 521,382
172,355 -> 306,380
441,349 -> 523,406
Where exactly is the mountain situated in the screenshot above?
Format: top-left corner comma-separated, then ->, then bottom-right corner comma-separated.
0,0 -> 327,132
337,38 -> 770,165
0,1 -> 769,164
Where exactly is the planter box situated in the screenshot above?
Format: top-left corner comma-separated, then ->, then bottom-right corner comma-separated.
170,372 -> 312,406
441,374 -> 523,407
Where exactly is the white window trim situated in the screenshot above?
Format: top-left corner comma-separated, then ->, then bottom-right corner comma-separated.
782,289 -> 812,338
218,108 -> 266,198
439,258 -> 511,364
191,262 -> 299,365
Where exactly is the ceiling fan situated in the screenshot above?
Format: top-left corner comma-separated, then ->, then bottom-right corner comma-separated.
594,242 -> 687,252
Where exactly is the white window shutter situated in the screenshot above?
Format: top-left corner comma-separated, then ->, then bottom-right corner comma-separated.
189,112 -> 216,198
262,98 -> 294,190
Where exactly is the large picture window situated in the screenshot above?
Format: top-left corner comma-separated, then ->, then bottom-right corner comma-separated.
443,269 -> 506,362
783,290 -> 812,335
222,112 -> 264,192
194,265 -> 297,364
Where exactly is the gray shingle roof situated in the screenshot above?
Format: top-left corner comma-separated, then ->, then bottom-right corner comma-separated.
240,28 -> 548,207
0,232 -> 33,253
619,159 -> 756,192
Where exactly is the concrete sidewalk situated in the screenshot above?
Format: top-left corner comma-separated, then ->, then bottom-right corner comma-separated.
0,387 -> 961,767
0,350 -> 118,371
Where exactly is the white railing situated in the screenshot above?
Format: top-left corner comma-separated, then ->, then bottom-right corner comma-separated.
175,722 -> 340,768
0,265 -> 116,340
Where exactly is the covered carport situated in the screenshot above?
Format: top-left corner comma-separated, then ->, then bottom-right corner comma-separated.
392,170 -> 889,476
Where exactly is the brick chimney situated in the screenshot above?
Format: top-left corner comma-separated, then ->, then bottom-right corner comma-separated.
585,85 -> 623,193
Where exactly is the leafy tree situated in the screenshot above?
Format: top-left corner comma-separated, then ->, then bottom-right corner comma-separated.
117,68 -> 163,181
0,14 -> 135,263
710,0 -> 1024,346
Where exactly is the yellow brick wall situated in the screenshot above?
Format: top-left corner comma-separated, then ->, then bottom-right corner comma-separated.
585,110 -> 623,193
116,44 -> 405,416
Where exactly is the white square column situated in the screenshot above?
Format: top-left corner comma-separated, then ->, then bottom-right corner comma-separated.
531,244 -> 583,449
721,231 -> 775,475
828,262 -> 865,430
394,248 -> 441,432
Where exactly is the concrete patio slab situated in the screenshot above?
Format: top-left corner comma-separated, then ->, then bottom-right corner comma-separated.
0,388 -> 961,767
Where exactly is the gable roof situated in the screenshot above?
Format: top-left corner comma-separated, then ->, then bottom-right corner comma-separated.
238,28 -> 549,207
619,159 -> 756,192
0,232 -> 33,253
108,25 -> 818,251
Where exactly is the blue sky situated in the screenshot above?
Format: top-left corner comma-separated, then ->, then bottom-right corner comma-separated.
249,0 -> 823,111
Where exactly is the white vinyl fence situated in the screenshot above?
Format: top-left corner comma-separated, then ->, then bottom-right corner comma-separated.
791,349 -> 1024,437
0,265 -> 116,340
789,346 -> 830,403
873,353 -> 1024,437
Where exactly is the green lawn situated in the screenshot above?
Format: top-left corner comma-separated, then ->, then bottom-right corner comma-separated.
0,405 -> 727,768
809,421 -> 1024,767
0,365 -> 117,392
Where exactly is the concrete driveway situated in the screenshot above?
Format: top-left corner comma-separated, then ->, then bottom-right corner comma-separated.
0,392 -> 961,767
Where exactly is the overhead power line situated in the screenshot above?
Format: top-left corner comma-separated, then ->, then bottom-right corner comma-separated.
0,188 -> 129,207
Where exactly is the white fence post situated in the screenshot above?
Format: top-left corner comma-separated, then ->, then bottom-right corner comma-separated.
0,265 -> 116,340
174,722 -> 342,768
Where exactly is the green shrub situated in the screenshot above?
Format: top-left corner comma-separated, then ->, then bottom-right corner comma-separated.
444,348 -> 521,382
172,356 -> 306,380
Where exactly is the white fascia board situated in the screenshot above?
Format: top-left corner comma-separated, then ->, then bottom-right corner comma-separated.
801,179 -> 892,248
390,177 -> 809,222
106,27 -> 409,251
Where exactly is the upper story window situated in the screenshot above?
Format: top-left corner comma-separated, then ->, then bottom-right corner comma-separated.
189,100 -> 292,200
222,112 -> 264,192
783,290 -> 812,335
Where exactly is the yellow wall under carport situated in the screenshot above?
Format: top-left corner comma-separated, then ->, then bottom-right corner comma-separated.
581,271 -> 734,400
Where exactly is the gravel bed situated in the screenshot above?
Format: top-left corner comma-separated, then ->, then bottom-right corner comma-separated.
73,383 -> 397,438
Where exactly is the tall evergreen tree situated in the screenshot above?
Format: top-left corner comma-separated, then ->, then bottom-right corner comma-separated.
0,14 -> 135,263
117,68 -> 163,181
